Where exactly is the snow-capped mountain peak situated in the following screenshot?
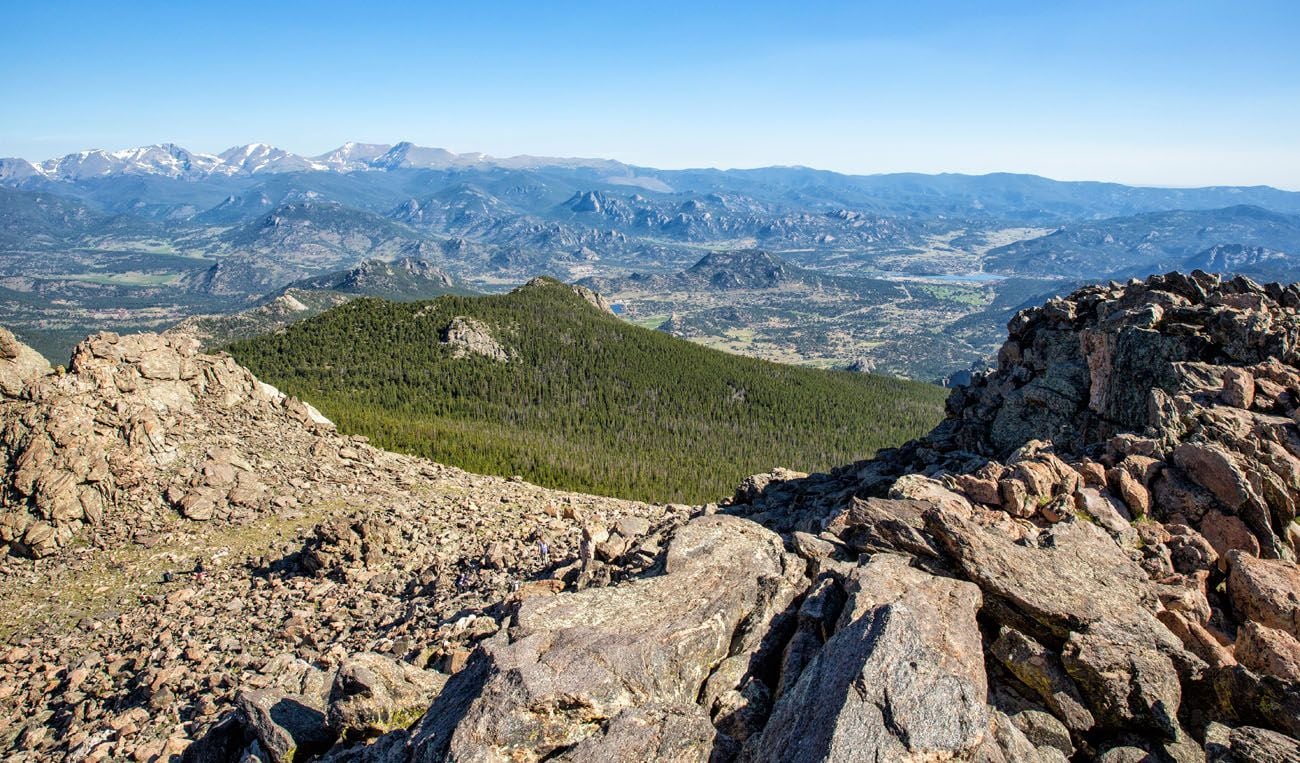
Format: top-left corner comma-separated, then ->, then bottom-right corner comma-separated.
313,141 -> 394,171
215,144 -> 327,175
0,157 -> 46,181
368,141 -> 469,170
0,140 -> 638,184
25,143 -> 223,181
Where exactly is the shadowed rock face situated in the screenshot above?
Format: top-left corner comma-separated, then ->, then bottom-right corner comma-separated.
13,270 -> 1300,762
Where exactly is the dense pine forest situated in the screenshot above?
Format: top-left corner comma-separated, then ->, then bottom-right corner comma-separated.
227,279 -> 947,503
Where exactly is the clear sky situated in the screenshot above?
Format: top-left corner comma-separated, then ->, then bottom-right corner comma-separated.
3,0 -> 1298,188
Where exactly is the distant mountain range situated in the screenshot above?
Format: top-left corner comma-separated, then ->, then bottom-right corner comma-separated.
0,141 -> 633,183
5,141 -> 1300,222
580,249 -> 903,295
5,139 -> 1300,378
986,204 -> 1300,278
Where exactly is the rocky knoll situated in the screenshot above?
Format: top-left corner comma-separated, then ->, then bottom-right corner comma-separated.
7,270 -> 1300,762
0,329 -> 335,558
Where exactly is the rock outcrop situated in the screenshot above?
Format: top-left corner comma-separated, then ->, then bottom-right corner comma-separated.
438,316 -> 511,362
0,327 -> 50,398
9,270 -> 1300,762
747,553 -> 988,762
0,330 -> 336,558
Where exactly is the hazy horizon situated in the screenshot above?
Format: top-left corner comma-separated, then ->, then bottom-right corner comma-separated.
4,0 -> 1298,189
9,138 -> 1300,193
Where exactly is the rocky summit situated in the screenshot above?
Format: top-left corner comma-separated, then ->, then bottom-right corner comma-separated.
4,270 -> 1300,762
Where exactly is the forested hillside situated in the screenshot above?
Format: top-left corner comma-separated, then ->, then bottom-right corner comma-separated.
227,279 -> 946,502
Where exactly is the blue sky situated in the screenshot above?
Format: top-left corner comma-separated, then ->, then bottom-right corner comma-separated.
3,0 -> 1298,188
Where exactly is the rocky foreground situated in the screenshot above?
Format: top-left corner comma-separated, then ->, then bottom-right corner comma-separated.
0,327 -> 684,760
4,270 -> 1300,761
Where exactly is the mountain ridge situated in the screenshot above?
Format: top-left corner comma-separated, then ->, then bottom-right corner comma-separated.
0,141 -> 641,183
988,204 -> 1300,278
5,142 -> 1300,214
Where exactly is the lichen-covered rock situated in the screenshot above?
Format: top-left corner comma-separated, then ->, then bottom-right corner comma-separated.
327,653 -> 447,736
1010,709 -> 1074,758
1211,725 -> 1300,763
747,554 -> 987,762
991,627 -> 1094,732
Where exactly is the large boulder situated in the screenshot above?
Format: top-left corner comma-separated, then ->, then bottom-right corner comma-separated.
1061,621 -> 1182,739
0,327 -> 50,397
822,496 -> 941,557
234,689 -> 334,763
327,653 -> 447,737
409,514 -> 802,762
746,554 -> 988,761
925,509 -> 1165,640
1227,552 -> 1300,640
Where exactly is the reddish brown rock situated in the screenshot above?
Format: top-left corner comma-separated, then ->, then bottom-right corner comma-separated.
1073,487 -> 1132,536
1227,552 -> 1300,640
1108,467 -> 1151,517
0,327 -> 51,397
1165,524 -> 1219,573
1221,367 -> 1257,409
1156,609 -> 1235,669
1119,455 -> 1163,487
1075,460 -> 1109,488
952,474 -> 1001,506
1236,622 -> 1300,681
888,474 -> 973,516
1202,511 -> 1262,567
1171,443 -> 1254,510
999,478 -> 1033,518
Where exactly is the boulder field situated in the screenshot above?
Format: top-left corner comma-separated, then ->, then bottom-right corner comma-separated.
3,270 -> 1300,761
